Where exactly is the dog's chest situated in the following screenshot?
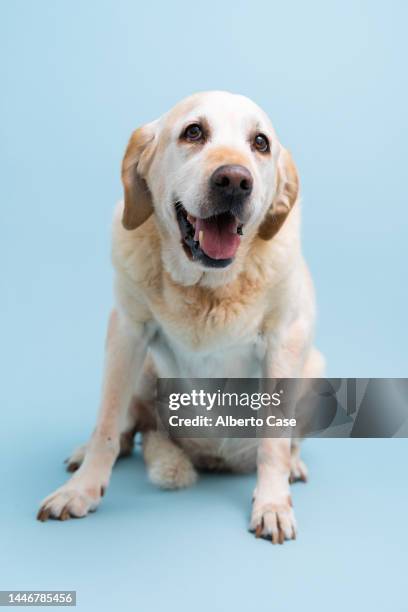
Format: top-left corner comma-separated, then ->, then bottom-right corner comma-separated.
147,290 -> 267,377
141,265 -> 273,377
149,325 -> 266,378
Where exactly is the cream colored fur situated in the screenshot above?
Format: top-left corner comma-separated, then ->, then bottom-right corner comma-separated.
38,91 -> 324,544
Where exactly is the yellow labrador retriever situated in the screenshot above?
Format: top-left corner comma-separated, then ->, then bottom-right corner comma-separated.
38,91 -> 324,544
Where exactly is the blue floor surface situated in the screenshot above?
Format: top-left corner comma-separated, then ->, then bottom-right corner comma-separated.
1,431 -> 407,611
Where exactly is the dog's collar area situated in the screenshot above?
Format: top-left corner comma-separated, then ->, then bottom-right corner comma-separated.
174,202 -> 243,268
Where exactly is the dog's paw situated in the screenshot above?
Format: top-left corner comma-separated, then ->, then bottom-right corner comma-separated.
147,455 -> 197,490
64,444 -> 87,473
37,477 -> 106,521
250,497 -> 297,544
289,455 -> 308,483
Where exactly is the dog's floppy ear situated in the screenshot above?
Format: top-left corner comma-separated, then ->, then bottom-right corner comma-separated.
258,148 -> 299,241
121,124 -> 157,230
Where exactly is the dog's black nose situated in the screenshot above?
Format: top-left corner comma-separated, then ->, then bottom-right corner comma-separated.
210,165 -> 253,199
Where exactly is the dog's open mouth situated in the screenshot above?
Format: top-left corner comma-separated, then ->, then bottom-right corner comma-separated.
175,202 -> 243,268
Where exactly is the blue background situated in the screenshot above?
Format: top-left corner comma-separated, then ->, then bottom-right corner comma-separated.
1,1 -> 407,611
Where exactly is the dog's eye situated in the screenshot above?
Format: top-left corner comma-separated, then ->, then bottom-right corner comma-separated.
254,133 -> 270,153
183,123 -> 203,142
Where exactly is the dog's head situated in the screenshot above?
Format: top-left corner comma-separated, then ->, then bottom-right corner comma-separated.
121,91 -> 298,272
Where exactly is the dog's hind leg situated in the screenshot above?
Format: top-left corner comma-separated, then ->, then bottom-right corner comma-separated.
289,440 -> 308,483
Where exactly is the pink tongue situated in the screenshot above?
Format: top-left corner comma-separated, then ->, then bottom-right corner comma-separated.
194,216 -> 240,260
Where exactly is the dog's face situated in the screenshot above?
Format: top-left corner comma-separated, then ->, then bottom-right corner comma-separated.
122,91 -> 298,271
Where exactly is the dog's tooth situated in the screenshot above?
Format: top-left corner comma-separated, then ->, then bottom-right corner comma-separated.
198,230 -> 204,245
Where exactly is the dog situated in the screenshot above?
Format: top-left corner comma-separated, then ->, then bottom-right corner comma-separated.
37,91 -> 324,544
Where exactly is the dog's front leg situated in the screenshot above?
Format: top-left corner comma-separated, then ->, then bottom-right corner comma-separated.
250,319 -> 310,543
37,309 -> 151,521
251,438 -> 295,543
